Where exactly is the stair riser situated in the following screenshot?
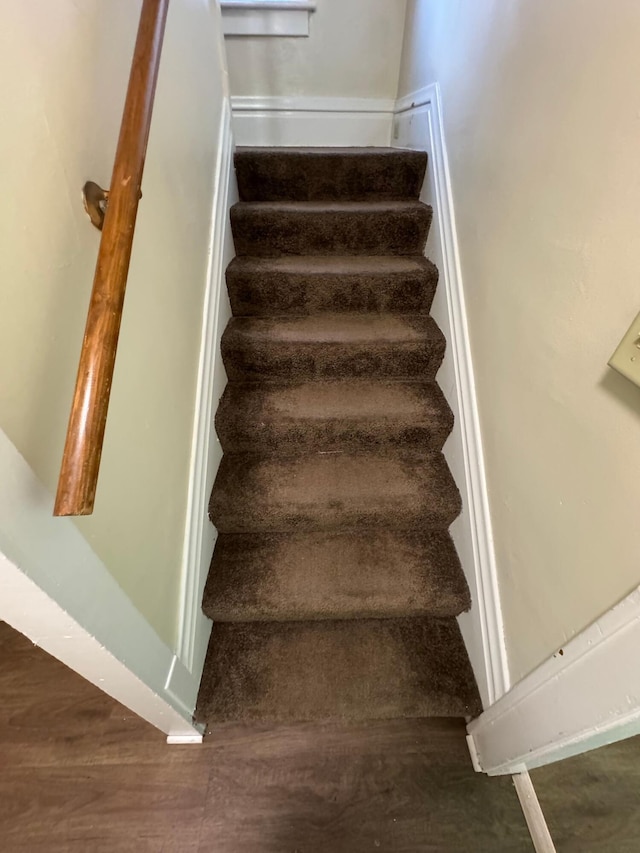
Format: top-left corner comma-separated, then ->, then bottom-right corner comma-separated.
210,492 -> 461,535
231,206 -> 433,257
235,150 -> 427,202
216,409 -> 452,454
221,340 -> 446,382
205,599 -> 463,623
227,270 -> 438,317
216,420 -> 451,455
211,505 -> 461,534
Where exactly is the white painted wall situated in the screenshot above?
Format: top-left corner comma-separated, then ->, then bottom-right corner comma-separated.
397,0 -> 640,682
225,0 -> 407,99
0,0 -> 229,649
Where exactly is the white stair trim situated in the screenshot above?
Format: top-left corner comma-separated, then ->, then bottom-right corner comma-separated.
231,96 -> 395,147
392,83 -> 510,706
177,98 -> 236,678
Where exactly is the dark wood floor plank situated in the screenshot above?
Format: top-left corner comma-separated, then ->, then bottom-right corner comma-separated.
532,735 -> 640,852
0,764 -> 208,853
0,621 -> 534,852
198,719 -> 534,853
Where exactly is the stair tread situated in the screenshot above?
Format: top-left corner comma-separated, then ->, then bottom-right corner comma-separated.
227,255 -> 439,317
236,146 -> 425,155
203,530 -> 470,622
228,254 -> 435,275
233,200 -> 430,214
221,314 -> 445,381
216,380 -> 453,453
219,379 -> 449,423
231,200 -> 432,257
209,450 -> 461,534
195,616 -> 481,725
223,313 -> 443,344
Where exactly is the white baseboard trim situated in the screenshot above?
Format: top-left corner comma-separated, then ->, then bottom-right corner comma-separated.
231,95 -> 396,113
512,772 -> 557,852
468,584 -> 640,775
392,83 -> 510,708
166,733 -> 204,745
0,429 -> 201,738
231,95 -> 394,147
221,2 -> 316,38
177,97 -> 236,679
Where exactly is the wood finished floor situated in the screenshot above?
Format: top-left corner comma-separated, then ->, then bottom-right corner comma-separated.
532,733 -> 640,852
0,621 -> 535,852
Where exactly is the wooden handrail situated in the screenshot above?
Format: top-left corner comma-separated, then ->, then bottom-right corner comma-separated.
54,0 -> 170,516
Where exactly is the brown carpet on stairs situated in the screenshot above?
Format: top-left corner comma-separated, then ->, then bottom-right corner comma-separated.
197,618 -> 479,724
234,146 -> 428,201
215,379 -> 454,453
226,255 -> 440,316
196,147 -> 481,727
203,531 -> 470,622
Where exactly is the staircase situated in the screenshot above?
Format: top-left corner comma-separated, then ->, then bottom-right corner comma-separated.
195,147 -> 480,726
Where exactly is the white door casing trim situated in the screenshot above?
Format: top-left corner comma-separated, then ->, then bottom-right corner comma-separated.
468,584 -> 640,775
392,83 -> 510,707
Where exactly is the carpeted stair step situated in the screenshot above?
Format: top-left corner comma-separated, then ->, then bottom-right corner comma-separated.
226,255 -> 439,316
203,530 -> 470,623
209,450 -> 461,534
221,314 -> 446,382
234,146 -> 428,202
198,144 -> 481,729
215,380 -> 453,454
231,201 -> 432,257
195,616 -> 481,724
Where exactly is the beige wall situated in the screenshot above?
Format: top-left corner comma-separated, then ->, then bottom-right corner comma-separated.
0,0 -> 228,647
398,0 -> 640,681
226,0 -> 407,99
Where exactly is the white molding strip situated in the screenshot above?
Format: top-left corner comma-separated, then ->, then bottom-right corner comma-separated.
177,98 -> 236,679
468,585 -> 640,775
392,83 -> 509,707
221,0 -> 316,9
221,1 -> 316,37
231,96 -> 394,146
231,95 -> 396,114
512,773 -> 557,852
0,429 -> 201,740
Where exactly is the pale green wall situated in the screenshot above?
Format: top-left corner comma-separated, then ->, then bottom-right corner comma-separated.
0,0 -> 229,647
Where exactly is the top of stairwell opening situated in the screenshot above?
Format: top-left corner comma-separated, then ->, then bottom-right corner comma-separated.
220,0 -> 316,37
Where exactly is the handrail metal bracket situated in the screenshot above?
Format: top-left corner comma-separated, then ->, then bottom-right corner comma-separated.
82,181 -> 110,231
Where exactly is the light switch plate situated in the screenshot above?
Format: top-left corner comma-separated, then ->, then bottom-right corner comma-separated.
608,311 -> 640,388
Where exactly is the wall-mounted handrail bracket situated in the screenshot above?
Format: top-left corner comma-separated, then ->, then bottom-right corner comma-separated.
82,181 -> 110,231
